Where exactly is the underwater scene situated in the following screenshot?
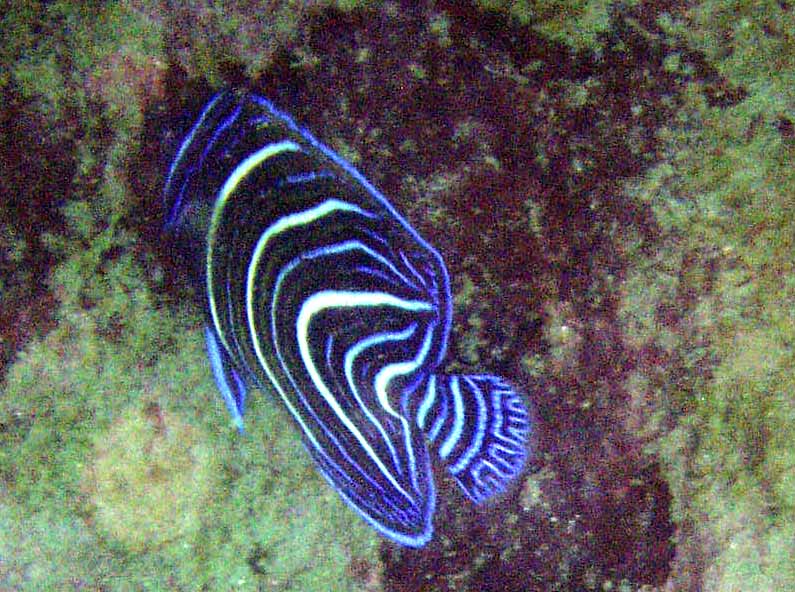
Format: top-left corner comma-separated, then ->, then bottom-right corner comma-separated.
1,1 -> 794,590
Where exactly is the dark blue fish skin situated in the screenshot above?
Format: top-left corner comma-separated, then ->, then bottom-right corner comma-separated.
163,89 -> 531,547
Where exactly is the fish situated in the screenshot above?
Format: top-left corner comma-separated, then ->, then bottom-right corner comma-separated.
162,88 -> 531,547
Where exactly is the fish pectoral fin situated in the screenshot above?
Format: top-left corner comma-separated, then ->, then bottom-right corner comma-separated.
419,373 -> 531,504
204,325 -> 247,433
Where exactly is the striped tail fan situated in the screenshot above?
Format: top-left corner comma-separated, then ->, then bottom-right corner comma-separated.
414,374 -> 530,503
161,88 -> 533,547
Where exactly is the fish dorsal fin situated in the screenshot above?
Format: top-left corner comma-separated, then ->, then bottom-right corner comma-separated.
416,373 -> 531,503
204,325 -> 247,433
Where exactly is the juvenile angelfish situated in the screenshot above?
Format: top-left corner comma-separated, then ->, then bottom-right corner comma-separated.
162,89 -> 531,547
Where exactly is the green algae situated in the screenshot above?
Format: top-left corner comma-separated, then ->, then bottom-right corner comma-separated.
475,0 -> 626,51
617,2 -> 795,589
0,218 -> 33,368
0,162 -> 380,591
1,307 -> 380,589
0,495 -> 111,589
86,403 -> 217,552
1,1 -> 382,589
3,0 -> 795,590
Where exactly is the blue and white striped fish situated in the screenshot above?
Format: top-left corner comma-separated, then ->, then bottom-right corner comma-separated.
162,89 -> 531,547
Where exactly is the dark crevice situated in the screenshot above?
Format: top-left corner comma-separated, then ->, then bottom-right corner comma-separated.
0,84 -> 76,374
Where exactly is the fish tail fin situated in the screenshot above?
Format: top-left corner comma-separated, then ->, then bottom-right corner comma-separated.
415,373 -> 531,503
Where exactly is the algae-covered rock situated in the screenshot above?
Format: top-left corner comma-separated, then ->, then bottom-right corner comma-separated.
619,2 -> 795,589
1,3 -> 382,588
85,403 -> 217,552
475,0 -> 618,51
1,311 -> 381,590
0,219 -> 381,590
0,494 -> 108,590
3,0 -> 795,590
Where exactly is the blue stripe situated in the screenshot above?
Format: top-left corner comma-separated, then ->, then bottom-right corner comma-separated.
416,374 -> 437,430
439,375 -> 465,459
428,391 -> 448,442
163,92 -> 227,217
449,376 -> 487,475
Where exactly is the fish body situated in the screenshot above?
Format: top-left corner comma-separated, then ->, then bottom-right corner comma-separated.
163,89 -> 531,547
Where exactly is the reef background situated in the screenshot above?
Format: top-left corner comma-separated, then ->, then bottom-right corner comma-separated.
1,1 -> 794,590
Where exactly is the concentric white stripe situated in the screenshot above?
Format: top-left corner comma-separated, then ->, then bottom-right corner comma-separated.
416,374 -> 437,430
296,290 -> 433,502
344,325 -> 418,476
245,199 -> 373,418
207,139 -> 300,357
439,375 -> 465,459
243,198 -> 425,502
449,376 -> 487,475
263,226 -> 435,487
399,250 -> 427,288
272,238 -> 418,313
279,100 -> 454,367
373,321 -> 436,492
428,395 -> 447,442
243,200 -> 374,480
